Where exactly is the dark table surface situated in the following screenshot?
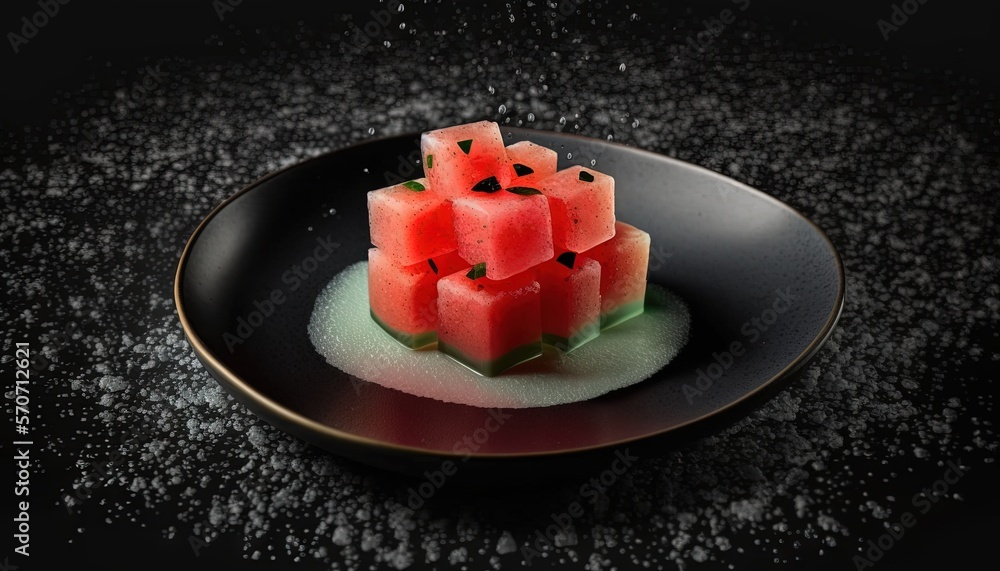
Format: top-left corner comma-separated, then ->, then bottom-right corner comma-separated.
2,1 -> 997,569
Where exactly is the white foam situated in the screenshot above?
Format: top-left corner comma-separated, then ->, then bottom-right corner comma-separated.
307,261 -> 691,408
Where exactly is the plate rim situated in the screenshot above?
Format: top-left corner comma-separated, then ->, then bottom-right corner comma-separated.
173,128 -> 846,460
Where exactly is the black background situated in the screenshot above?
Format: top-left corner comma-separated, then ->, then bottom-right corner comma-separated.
2,1 -> 998,570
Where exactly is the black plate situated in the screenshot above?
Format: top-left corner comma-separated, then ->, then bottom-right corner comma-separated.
174,128 -> 844,483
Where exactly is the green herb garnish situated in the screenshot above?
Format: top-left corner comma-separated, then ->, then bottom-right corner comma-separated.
428,258 -> 438,274
457,139 -> 473,154
402,180 -> 425,191
579,170 -> 595,182
505,186 -> 542,196
556,251 -> 577,269
512,163 -> 534,176
426,154 -> 434,169
466,262 -> 487,280
472,176 -> 502,193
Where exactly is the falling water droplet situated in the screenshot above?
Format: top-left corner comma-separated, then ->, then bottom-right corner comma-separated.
498,104 -> 507,114
630,13 -> 639,21
488,85 -> 495,95
368,127 -> 375,135
509,14 -> 515,23
632,118 -> 640,128
399,23 -> 406,30
566,152 -> 573,159
397,3 -> 404,12
527,112 -> 535,122
619,63 -> 627,72
558,116 -> 567,125
590,159 -> 597,166
383,40 -> 391,48
607,134 -> 614,141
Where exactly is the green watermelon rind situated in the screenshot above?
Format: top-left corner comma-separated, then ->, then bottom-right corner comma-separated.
370,309 -> 438,350
542,320 -> 601,353
438,340 -> 543,377
599,299 -> 646,331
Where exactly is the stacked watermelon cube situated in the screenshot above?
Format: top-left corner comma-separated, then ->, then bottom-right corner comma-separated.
367,121 -> 651,376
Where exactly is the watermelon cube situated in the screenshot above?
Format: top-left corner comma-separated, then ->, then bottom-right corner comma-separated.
421,121 -> 510,199
452,191 -> 554,280
436,267 -> 542,376
503,141 -> 558,188
537,253 -> 602,352
368,178 -> 457,267
538,166 -> 616,253
584,221 -> 651,329
368,248 -> 467,348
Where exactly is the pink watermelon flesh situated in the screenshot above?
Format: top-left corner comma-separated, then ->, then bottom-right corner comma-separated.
452,192 -> 554,280
538,166 -> 616,253
502,141 -> 559,188
368,177 -> 457,267
537,254 -> 601,352
368,248 -> 467,348
436,268 -> 542,376
584,221 -> 650,329
420,121 -> 510,199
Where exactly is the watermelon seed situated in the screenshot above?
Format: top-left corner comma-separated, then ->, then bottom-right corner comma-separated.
512,163 -> 534,176
579,170 -> 595,182
426,154 -> 434,169
505,186 -> 542,196
457,139 -> 473,154
472,176 -> 502,193
556,252 -> 577,269
427,258 -> 438,274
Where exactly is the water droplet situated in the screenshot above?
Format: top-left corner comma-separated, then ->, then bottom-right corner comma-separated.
399,23 -> 406,30
566,152 -> 573,159
329,208 -> 337,215
383,40 -> 391,48
488,85 -> 495,95
498,104 -> 507,114
527,112 -> 535,122
630,13 -> 639,21
558,116 -> 566,125
397,3 -> 404,12
632,118 -> 640,128
367,127 -> 375,135
619,63 -> 626,72
607,134 -> 614,141
590,159 -> 597,166
509,14 -> 515,23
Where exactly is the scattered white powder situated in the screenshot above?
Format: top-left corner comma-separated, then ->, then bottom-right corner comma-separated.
0,6 -> 996,570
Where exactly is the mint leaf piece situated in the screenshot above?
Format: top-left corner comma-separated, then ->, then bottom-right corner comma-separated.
466,262 -> 487,280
